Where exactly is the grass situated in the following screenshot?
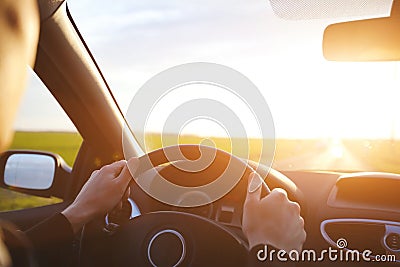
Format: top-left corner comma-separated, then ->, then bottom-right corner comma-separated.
1,131 -> 400,212
9,131 -> 83,166
0,188 -> 62,212
0,131 -> 82,212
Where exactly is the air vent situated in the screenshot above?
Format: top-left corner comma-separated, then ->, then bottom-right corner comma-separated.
385,233 -> 400,251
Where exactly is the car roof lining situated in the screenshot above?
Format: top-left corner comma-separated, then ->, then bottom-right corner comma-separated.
37,0 -> 64,22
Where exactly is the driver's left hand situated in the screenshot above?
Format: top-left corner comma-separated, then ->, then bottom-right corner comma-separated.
61,157 -> 139,233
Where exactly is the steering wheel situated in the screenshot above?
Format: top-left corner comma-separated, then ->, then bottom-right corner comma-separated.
80,144 -> 302,267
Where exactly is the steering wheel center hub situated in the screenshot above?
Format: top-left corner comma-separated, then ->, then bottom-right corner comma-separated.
147,229 -> 186,267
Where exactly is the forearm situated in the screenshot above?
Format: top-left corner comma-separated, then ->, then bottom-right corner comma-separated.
61,204 -> 93,234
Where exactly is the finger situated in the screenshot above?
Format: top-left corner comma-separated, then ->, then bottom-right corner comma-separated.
102,160 -> 127,176
115,157 -> 138,188
289,200 -> 301,215
291,219 -> 306,247
245,172 -> 262,204
271,188 -> 287,198
90,169 -> 99,178
123,186 -> 130,201
114,166 -> 131,188
268,188 -> 288,200
301,228 -> 307,244
112,160 -> 127,175
293,230 -> 306,252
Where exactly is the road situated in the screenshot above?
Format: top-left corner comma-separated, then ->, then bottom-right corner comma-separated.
273,139 -> 373,171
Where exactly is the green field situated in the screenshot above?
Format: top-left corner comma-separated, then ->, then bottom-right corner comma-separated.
144,133 -> 400,173
6,131 -> 400,173
1,131 -> 400,212
0,132 -> 82,212
9,131 -> 83,166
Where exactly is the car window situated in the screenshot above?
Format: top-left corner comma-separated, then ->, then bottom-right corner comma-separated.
0,69 -> 82,212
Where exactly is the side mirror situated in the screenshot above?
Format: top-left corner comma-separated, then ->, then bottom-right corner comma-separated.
4,153 -> 56,190
0,151 -> 71,198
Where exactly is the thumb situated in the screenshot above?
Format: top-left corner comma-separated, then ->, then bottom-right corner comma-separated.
245,172 -> 262,204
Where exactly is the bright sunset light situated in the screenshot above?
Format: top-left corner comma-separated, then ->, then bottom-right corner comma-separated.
16,0 -> 400,140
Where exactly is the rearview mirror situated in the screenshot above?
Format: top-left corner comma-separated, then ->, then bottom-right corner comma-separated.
4,153 -> 56,190
323,0 -> 400,61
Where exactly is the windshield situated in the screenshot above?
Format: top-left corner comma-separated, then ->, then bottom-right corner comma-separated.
68,0 -> 400,173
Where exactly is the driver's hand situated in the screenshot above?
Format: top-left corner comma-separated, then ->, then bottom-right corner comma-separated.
242,172 -> 306,253
62,157 -> 139,234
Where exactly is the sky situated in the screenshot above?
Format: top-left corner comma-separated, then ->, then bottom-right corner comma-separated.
14,0 -> 400,139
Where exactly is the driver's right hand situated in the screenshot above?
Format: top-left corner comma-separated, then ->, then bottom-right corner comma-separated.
242,172 -> 306,253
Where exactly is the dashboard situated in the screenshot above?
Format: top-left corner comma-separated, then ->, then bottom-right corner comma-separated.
286,170 -> 400,265
107,162 -> 400,265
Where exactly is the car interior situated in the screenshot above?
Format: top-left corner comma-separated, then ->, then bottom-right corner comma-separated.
0,0 -> 399,266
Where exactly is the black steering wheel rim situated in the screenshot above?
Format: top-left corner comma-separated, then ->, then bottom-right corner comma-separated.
80,144 -> 302,266
131,144 -> 255,208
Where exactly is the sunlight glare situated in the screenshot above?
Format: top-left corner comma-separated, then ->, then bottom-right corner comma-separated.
330,138 -> 344,159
